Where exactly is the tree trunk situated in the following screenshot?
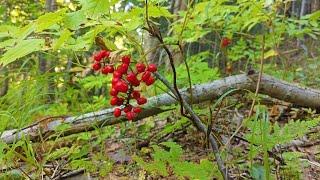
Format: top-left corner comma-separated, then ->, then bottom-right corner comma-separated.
39,0 -> 57,102
143,33 -> 161,64
311,0 -> 320,12
0,66 -> 9,97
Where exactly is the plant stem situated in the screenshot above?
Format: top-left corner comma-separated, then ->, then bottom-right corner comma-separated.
154,72 -> 230,180
249,35 -> 265,116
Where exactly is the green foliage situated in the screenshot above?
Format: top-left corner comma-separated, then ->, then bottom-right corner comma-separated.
53,28 -> 72,50
280,152 -> 307,179
245,107 -> 319,150
165,51 -> 220,88
63,10 -> 87,30
245,105 -> 320,179
78,75 -> 110,91
0,0 -> 320,178
76,0 -> 114,19
35,8 -> 67,32
250,164 -> 266,180
155,117 -> 190,140
0,39 -> 44,66
133,141 -> 222,179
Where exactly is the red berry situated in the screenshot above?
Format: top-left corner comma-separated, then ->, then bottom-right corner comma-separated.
145,76 -> 155,86
92,63 -> 101,71
123,105 -> 132,113
112,77 -> 120,86
115,81 -> 128,93
221,37 -> 231,48
117,63 -> 129,74
94,53 -> 103,62
114,108 -> 121,117
110,88 -> 118,96
131,90 -> 140,99
136,63 -> 146,73
113,71 -> 122,78
122,55 -> 131,64
101,66 -> 109,74
137,97 -> 147,105
133,107 -> 142,113
100,50 -> 110,58
110,97 -> 119,106
126,72 -> 140,86
126,72 -> 137,81
126,111 -> 136,120
116,98 -> 124,106
141,71 -> 151,82
147,64 -> 157,72
105,65 -> 114,73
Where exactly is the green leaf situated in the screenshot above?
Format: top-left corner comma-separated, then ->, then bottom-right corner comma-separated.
15,23 -> 36,41
264,49 -> 278,59
147,5 -> 172,18
133,155 -> 168,176
0,25 -> 18,38
67,25 -> 105,51
77,0 -> 111,19
45,147 -> 70,161
0,39 -> 45,66
123,17 -> 143,31
0,39 -> 16,49
251,164 -> 266,180
161,141 -> 183,162
53,29 -> 72,50
64,10 -> 87,30
102,38 -> 118,51
35,8 -> 67,32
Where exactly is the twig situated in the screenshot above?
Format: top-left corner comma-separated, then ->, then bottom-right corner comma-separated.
207,102 -> 223,146
60,169 -> 85,179
249,35 -> 265,116
154,72 -> 231,180
50,161 -> 60,179
225,36 -> 266,148
177,0 -> 194,107
13,161 -> 33,180
144,0 -> 190,119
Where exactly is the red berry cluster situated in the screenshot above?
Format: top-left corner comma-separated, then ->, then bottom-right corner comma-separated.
220,37 -> 232,48
91,50 -> 157,120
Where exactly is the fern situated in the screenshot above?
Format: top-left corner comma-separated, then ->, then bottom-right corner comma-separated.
245,105 -> 320,179
133,141 -> 222,179
78,75 -> 110,90
245,115 -> 320,149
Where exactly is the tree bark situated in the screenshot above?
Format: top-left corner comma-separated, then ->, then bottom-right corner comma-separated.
311,0 -> 320,12
0,66 -> 9,97
2,72 -> 320,144
39,0 -> 57,102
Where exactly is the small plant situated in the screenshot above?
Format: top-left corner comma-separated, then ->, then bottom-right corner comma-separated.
133,141 -> 222,179
91,50 -> 158,120
245,105 -> 320,179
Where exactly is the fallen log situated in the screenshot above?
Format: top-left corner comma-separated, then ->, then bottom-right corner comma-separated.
2,73 -> 320,144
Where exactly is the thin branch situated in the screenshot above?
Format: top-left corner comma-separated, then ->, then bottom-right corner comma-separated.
144,0 -> 189,119
225,36 -> 266,148
249,35 -> 265,116
154,72 -> 231,180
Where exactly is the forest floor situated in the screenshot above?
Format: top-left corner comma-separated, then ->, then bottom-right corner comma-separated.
49,96 -> 320,179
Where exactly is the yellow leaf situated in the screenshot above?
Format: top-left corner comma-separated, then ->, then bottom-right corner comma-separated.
70,67 -> 84,72
264,49 -> 278,59
10,9 -> 19,17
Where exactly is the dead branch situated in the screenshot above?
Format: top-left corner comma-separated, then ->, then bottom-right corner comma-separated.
2,72 -> 320,144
